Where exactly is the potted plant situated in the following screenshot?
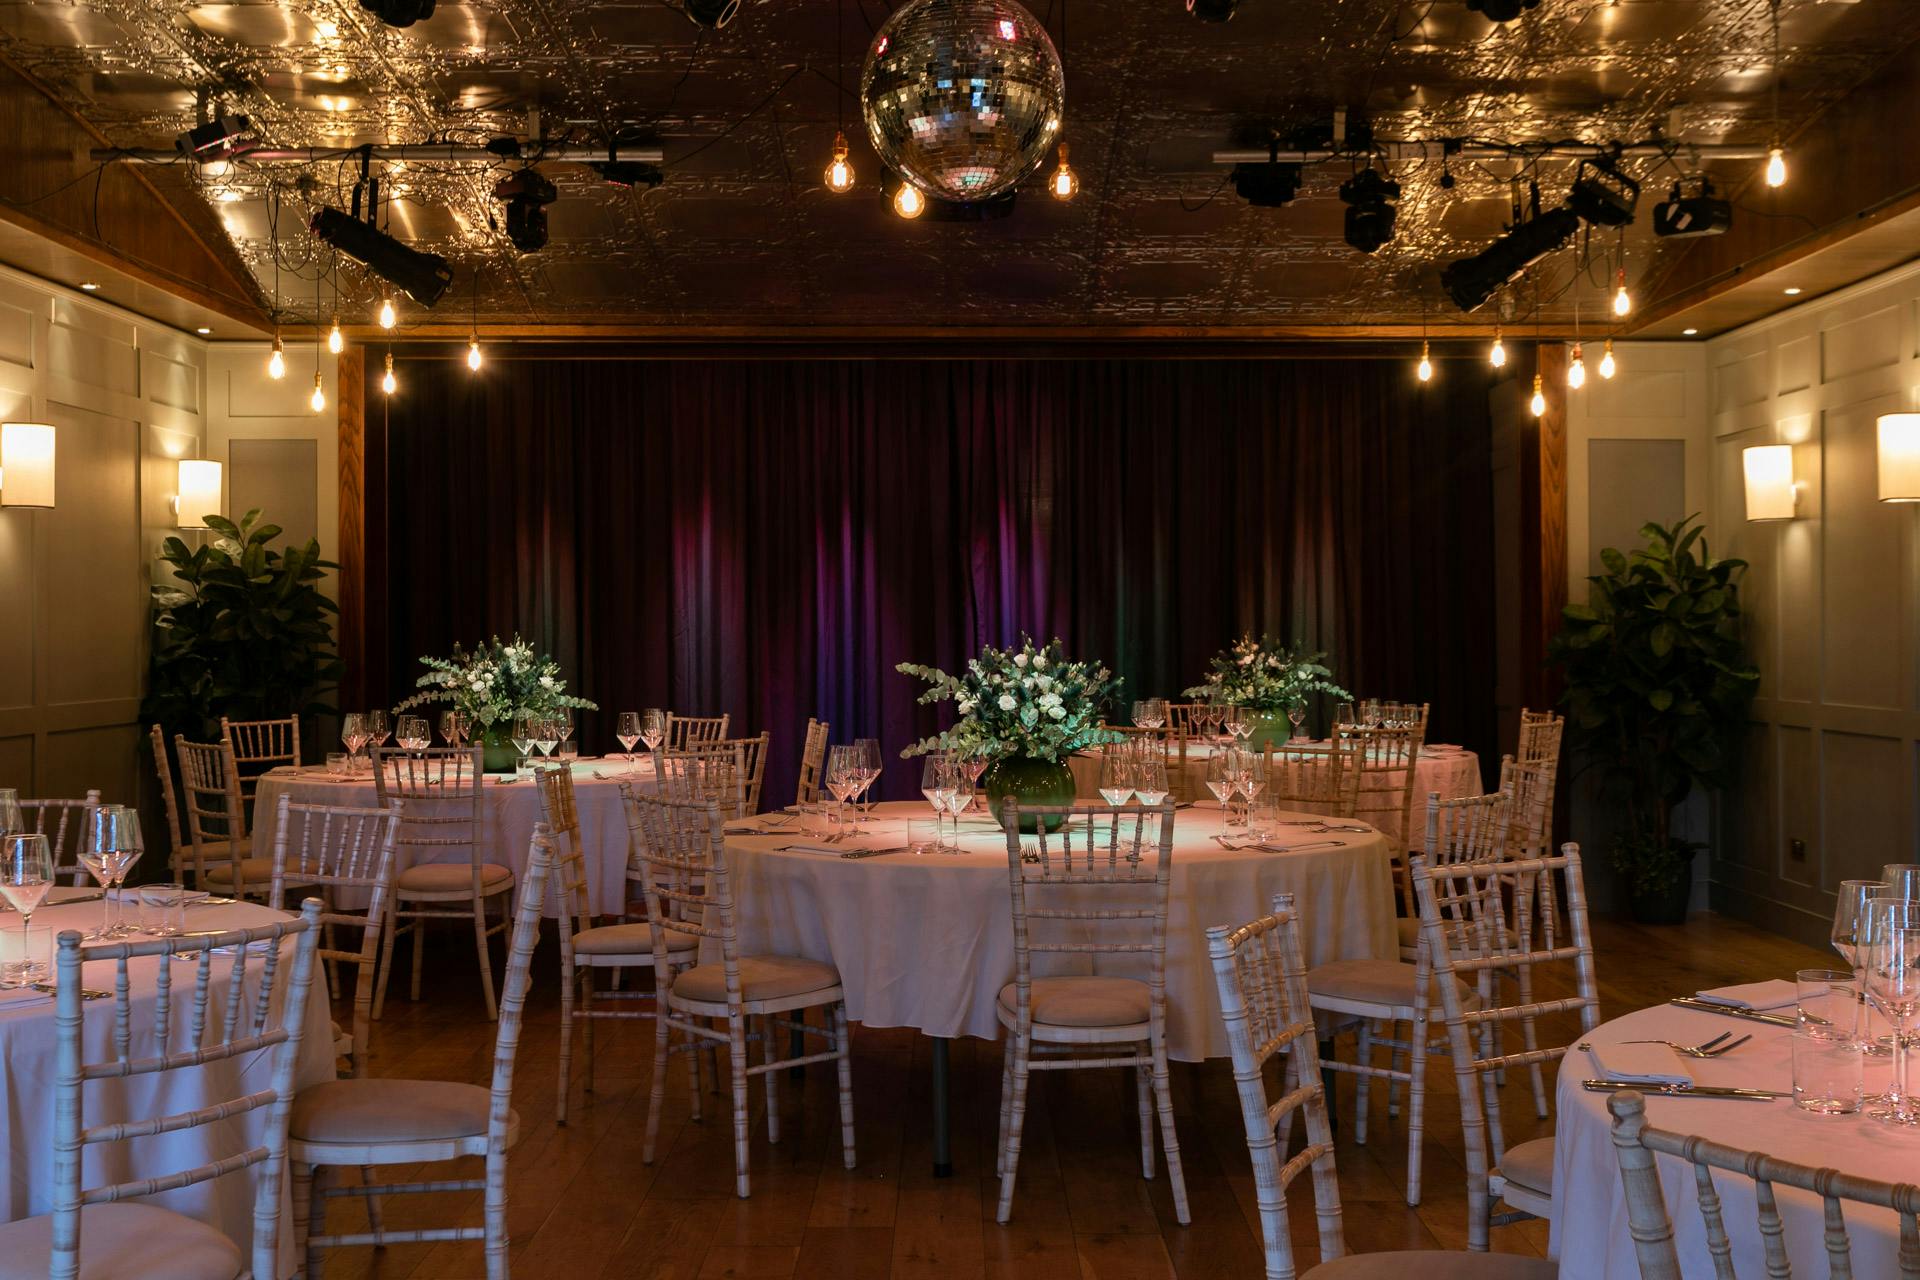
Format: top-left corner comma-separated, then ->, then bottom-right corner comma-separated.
143,510 -> 343,748
1184,635 -> 1351,750
395,635 -> 598,772
899,635 -> 1123,832
1548,516 -> 1759,924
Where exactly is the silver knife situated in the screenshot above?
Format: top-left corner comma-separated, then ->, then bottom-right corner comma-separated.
1583,1078 -> 1788,1100
1668,997 -> 1797,1028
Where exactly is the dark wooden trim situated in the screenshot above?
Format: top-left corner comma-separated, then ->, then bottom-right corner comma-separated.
336,346 -> 367,710
1519,343 -> 1568,716
353,335 -> 1557,361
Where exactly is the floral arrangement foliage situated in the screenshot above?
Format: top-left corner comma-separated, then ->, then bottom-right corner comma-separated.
897,634 -> 1124,764
394,635 -> 598,728
1183,635 -> 1351,712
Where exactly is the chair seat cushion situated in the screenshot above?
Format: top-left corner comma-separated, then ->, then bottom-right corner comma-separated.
573,922 -> 696,957
672,955 -> 840,1004
1306,959 -> 1479,1013
292,1077 -> 492,1145
198,854 -> 275,889
1495,1135 -> 1555,1197
998,977 -> 1152,1029
396,862 -> 515,894
1308,1252 -> 1557,1279
1396,917 -> 1420,949
0,1202 -> 242,1280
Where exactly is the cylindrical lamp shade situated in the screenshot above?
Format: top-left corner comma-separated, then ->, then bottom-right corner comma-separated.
176,459 -> 223,529
0,422 -> 55,508
1743,445 -> 1797,522
1878,413 -> 1920,503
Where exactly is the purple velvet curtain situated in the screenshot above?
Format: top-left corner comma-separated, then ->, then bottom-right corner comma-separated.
365,355 -> 1498,803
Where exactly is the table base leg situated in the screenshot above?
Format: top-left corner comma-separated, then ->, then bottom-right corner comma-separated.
931,1037 -> 953,1178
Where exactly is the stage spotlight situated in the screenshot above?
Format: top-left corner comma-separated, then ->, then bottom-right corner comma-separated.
681,0 -> 739,28
309,206 -> 455,307
176,115 -> 252,157
357,0 -> 435,28
493,169 -> 558,253
1568,158 -> 1639,227
1231,161 -> 1301,208
1186,0 -> 1238,20
589,160 -> 664,189
1468,0 -> 1539,20
1652,178 -> 1732,238
1339,167 -> 1400,253
1439,206 -> 1580,313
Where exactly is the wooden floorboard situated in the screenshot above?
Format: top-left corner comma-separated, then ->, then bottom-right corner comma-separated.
303,910 -> 1830,1278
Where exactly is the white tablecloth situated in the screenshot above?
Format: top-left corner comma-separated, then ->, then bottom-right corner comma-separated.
0,892 -> 337,1277
714,799 -> 1395,1061
254,759 -> 656,918
1550,1001 -> 1915,1277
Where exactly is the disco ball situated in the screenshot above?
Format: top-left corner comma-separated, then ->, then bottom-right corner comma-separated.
860,0 -> 1065,204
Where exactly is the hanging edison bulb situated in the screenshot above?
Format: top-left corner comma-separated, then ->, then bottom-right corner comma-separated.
381,351 -> 397,395
1599,338 -> 1618,380
267,333 -> 286,379
1416,340 -> 1432,383
825,132 -> 855,193
326,316 -> 344,355
1489,327 -> 1507,369
377,296 -> 397,329
1568,343 -> 1587,389
467,335 -> 483,371
1049,144 -> 1078,201
1530,374 -> 1547,418
1612,268 -> 1631,318
1765,146 -> 1787,189
309,372 -> 326,412
893,181 -> 926,219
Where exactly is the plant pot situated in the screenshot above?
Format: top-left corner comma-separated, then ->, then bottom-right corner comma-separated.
1628,875 -> 1693,926
479,725 -> 521,774
982,754 -> 1077,833
1244,708 -> 1293,752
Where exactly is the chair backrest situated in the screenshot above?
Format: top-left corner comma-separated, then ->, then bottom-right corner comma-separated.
221,715 -> 302,791
998,802 -> 1177,1025
536,763 -> 591,931
1498,754 -> 1554,858
657,741 -> 750,819
1424,789 -> 1511,871
1607,1088 -> 1920,1280
174,734 -> 248,886
665,712 -> 730,751
268,795 -> 399,1077
1263,740 -> 1361,819
1338,714 -> 1429,856
1205,891 -> 1347,1279
1516,707 -> 1564,771
370,745 -> 486,877
1164,703 -> 1204,736
712,733 -> 769,814
624,787 -> 731,982
149,724 -> 185,866
1414,844 -> 1600,1250
20,791 -> 101,884
795,717 -> 830,806
48,898 -> 323,1280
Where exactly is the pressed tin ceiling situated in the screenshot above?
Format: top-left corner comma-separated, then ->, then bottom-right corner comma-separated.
0,0 -> 1913,331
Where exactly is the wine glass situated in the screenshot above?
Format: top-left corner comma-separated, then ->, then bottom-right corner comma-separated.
1,832 -> 53,985
1287,703 -> 1308,741
961,755 -> 989,813
1237,749 -> 1266,829
438,710 -> 462,746
1098,750 -> 1136,807
854,738 -> 882,818
396,715 -> 430,751
1132,701 -> 1154,729
639,709 -> 666,754
1205,751 -> 1238,817
1134,757 -> 1169,807
341,712 -> 369,761
556,709 -> 576,756
1362,699 -> 1383,728
1334,701 -> 1356,729
367,709 -> 391,749
534,716 -> 560,760
920,755 -> 957,848
942,769 -> 975,850
1862,896 -> 1920,1126
1228,707 -> 1254,745
80,804 -> 143,940
1147,698 -> 1168,729
1834,880 -> 1891,968
0,788 -> 21,836
826,746 -> 860,834
1881,865 -> 1920,899
616,711 -> 642,761
510,711 -> 538,775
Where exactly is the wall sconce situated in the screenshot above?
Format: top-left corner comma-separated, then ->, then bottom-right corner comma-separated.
0,422 -> 56,508
1742,444 -> 1798,522
1878,413 -> 1920,503
175,458 -> 223,529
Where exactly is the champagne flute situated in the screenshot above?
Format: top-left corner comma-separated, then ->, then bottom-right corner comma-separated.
1,832 -> 53,985
1862,896 -> 1920,1126
396,715 -> 430,751
616,711 -> 642,761
80,804 -> 142,940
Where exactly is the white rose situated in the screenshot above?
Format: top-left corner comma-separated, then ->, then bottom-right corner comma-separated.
998,694 -> 1017,711
957,700 -> 975,715
1035,675 -> 1052,691
1048,705 -> 1066,719
1013,653 -> 1028,668
1033,655 -> 1048,670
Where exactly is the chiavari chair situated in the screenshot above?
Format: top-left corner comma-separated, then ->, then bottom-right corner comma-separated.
220,713 -> 302,799
664,712 -> 730,751
18,791 -> 100,885
795,716 -> 830,806
1263,738 -> 1361,819
174,734 -> 266,897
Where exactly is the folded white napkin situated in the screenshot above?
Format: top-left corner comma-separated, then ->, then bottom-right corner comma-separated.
1694,979 -> 1799,1012
1585,1040 -> 1695,1087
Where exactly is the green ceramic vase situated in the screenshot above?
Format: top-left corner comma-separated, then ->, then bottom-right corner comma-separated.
982,754 -> 1077,833
480,723 -> 521,773
1245,708 -> 1293,752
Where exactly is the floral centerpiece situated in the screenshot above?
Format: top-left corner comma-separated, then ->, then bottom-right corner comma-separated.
1184,635 -> 1351,750
898,635 -> 1123,831
395,635 -> 598,771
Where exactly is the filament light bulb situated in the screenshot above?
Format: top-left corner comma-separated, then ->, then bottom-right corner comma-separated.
1416,341 -> 1432,383
326,316 -> 343,354
1050,144 -> 1078,201
467,336 -> 483,371
1530,374 -> 1547,418
1765,146 -> 1787,189
267,335 -> 286,380
1598,339 -> 1617,380
309,372 -> 326,412
1568,343 -> 1587,390
825,132 -> 854,193
1489,328 -> 1506,368
1612,269 -> 1631,318
381,352 -> 396,395
893,182 -> 925,220
377,296 -> 396,329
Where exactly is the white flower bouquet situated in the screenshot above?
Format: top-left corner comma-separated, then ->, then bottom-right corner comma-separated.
898,635 -> 1124,764
1183,635 -> 1350,712
394,634 -> 598,728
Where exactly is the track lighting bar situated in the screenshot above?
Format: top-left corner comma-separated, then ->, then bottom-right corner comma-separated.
91,143 -> 666,166
1209,141 -> 1773,166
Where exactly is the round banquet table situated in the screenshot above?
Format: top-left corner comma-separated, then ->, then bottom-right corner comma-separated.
1549,1000 -> 1914,1278
717,798 -> 1397,1063
254,757 -> 657,918
0,889 -> 338,1277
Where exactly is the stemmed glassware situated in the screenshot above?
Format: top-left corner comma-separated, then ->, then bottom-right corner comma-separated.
0,788 -> 21,837
826,746 -> 860,835
1862,896 -> 1920,1126
1833,879 -> 1893,1068
1287,702 -> 1308,741
1880,865 -> 1920,899
1227,707 -> 1254,747
1362,699 -> 1383,728
438,710 -> 466,747
920,755 -> 959,851
1205,751 -> 1238,817
639,709 -> 666,754
1132,699 -> 1167,730
942,768 -> 974,850
1334,701 -> 1356,730
960,755 -> 989,814
556,710 -> 575,757
1133,755 -> 1169,807
1236,749 -> 1266,832
853,738 -> 882,819
1098,750 -> 1136,807
616,712 -> 642,761
366,710 -> 392,750
341,712 -> 370,763
79,804 -> 143,940
395,715 -> 430,751
534,716 -> 560,763
510,712 -> 538,776
1,832 -> 52,985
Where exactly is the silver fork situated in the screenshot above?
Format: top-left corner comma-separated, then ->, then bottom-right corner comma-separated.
1621,1032 -> 1752,1058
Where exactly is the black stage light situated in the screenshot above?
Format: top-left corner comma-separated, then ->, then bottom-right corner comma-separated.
1231,161 -> 1301,208
357,0 -> 435,27
1652,178 -> 1732,239
682,0 -> 739,28
589,160 -> 664,189
1339,168 -> 1401,253
1439,205 -> 1581,313
493,169 -> 558,253
1186,0 -> 1238,20
1467,0 -> 1539,20
1568,158 -> 1639,227
308,206 -> 454,306
176,114 -> 252,156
